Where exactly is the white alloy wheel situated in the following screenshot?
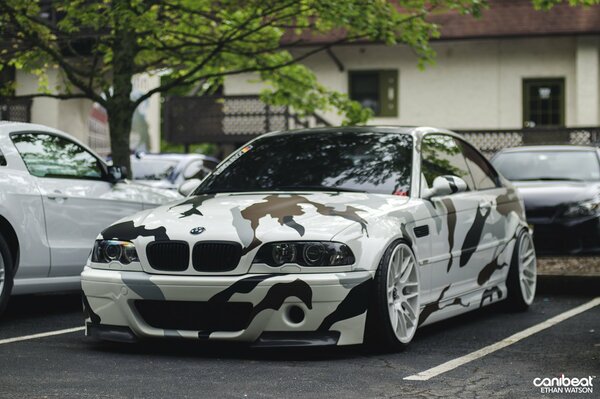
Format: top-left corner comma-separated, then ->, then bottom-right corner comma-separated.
386,243 -> 420,344
518,232 -> 536,305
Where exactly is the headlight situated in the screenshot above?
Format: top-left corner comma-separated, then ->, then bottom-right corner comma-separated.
253,242 -> 355,267
92,240 -> 139,264
563,198 -> 600,217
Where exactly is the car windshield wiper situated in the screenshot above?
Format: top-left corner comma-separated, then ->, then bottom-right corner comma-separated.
516,177 -> 584,182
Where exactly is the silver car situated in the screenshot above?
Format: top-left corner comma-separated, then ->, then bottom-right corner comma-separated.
0,122 -> 181,316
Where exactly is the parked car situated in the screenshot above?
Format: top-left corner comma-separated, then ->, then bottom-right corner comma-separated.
0,122 -> 182,316
130,153 -> 220,191
492,145 -> 600,255
82,126 -> 536,350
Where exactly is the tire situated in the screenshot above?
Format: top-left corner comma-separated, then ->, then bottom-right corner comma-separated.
366,240 -> 420,351
0,233 -> 14,318
506,229 -> 537,311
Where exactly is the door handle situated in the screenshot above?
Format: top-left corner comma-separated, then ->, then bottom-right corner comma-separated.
47,190 -> 69,201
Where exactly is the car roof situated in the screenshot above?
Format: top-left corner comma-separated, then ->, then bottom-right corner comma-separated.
496,145 -> 598,154
259,125 -> 458,139
0,121 -> 65,136
0,121 -> 103,158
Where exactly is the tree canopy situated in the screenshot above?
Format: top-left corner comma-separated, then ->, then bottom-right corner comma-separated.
0,0 -> 597,172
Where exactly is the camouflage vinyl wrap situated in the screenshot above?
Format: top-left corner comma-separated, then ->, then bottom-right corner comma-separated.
82,183 -> 527,345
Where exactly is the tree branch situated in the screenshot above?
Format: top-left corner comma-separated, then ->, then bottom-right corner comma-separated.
133,34 -> 362,108
7,92 -> 93,100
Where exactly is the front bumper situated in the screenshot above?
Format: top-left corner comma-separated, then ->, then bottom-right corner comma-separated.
530,215 -> 600,255
81,267 -> 373,346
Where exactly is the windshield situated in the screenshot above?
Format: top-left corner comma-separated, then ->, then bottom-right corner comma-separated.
131,159 -> 179,181
492,150 -> 600,181
195,131 -> 413,195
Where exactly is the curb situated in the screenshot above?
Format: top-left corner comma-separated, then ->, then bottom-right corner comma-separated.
537,274 -> 600,296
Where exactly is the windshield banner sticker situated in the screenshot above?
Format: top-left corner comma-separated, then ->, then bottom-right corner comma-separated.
213,145 -> 253,175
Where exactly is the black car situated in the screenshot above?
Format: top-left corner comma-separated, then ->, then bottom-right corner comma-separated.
492,145 -> 600,255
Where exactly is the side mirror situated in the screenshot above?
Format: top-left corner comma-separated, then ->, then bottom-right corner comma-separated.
107,165 -> 127,183
183,162 -> 204,179
178,178 -> 202,197
422,175 -> 468,199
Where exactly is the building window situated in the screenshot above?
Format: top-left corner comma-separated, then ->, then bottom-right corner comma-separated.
349,70 -> 398,117
523,78 -> 565,128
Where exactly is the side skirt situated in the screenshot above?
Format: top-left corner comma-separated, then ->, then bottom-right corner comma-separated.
418,283 -> 507,327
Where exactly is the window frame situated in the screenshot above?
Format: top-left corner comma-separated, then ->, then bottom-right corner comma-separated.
453,137 -> 502,190
418,133 -> 476,197
348,69 -> 398,117
522,78 -> 565,128
9,131 -> 109,181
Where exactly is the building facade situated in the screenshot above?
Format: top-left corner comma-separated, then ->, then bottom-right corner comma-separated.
226,0 -> 600,131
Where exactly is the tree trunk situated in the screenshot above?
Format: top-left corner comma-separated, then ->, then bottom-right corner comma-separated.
107,0 -> 137,178
107,103 -> 134,176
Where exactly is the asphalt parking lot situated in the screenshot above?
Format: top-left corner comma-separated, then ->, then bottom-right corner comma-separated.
0,282 -> 598,399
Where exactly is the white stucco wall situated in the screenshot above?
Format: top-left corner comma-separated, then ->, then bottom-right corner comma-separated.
15,69 -> 93,141
575,36 -> 600,126
225,36 -> 598,130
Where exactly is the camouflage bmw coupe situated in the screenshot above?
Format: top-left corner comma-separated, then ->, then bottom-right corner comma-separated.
81,126 -> 536,350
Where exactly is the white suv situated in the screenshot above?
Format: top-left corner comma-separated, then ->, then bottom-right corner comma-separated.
0,122 -> 181,316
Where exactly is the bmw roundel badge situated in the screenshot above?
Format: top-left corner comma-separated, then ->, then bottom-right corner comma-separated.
190,227 -> 206,235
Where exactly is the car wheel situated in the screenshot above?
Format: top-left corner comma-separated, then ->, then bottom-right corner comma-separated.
506,229 -> 536,311
0,233 -> 14,318
367,240 -> 420,351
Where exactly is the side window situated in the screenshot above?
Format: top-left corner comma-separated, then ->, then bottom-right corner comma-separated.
11,133 -> 104,180
421,134 -> 474,194
0,147 -> 6,166
456,140 -> 499,190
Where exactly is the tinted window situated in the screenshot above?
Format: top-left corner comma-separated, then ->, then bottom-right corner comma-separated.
11,133 -> 103,180
196,131 -> 413,195
421,134 -> 474,192
457,140 -> 499,189
492,150 -> 600,181
0,147 -> 6,166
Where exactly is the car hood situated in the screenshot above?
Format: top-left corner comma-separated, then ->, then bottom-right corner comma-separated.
111,180 -> 182,206
512,181 -> 600,210
100,191 -> 409,254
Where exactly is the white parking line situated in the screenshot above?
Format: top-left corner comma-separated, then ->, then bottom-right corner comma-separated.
0,326 -> 85,345
404,296 -> 600,381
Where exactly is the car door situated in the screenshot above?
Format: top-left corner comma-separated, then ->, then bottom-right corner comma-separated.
456,139 -> 511,289
420,134 -> 488,304
10,132 -> 144,277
